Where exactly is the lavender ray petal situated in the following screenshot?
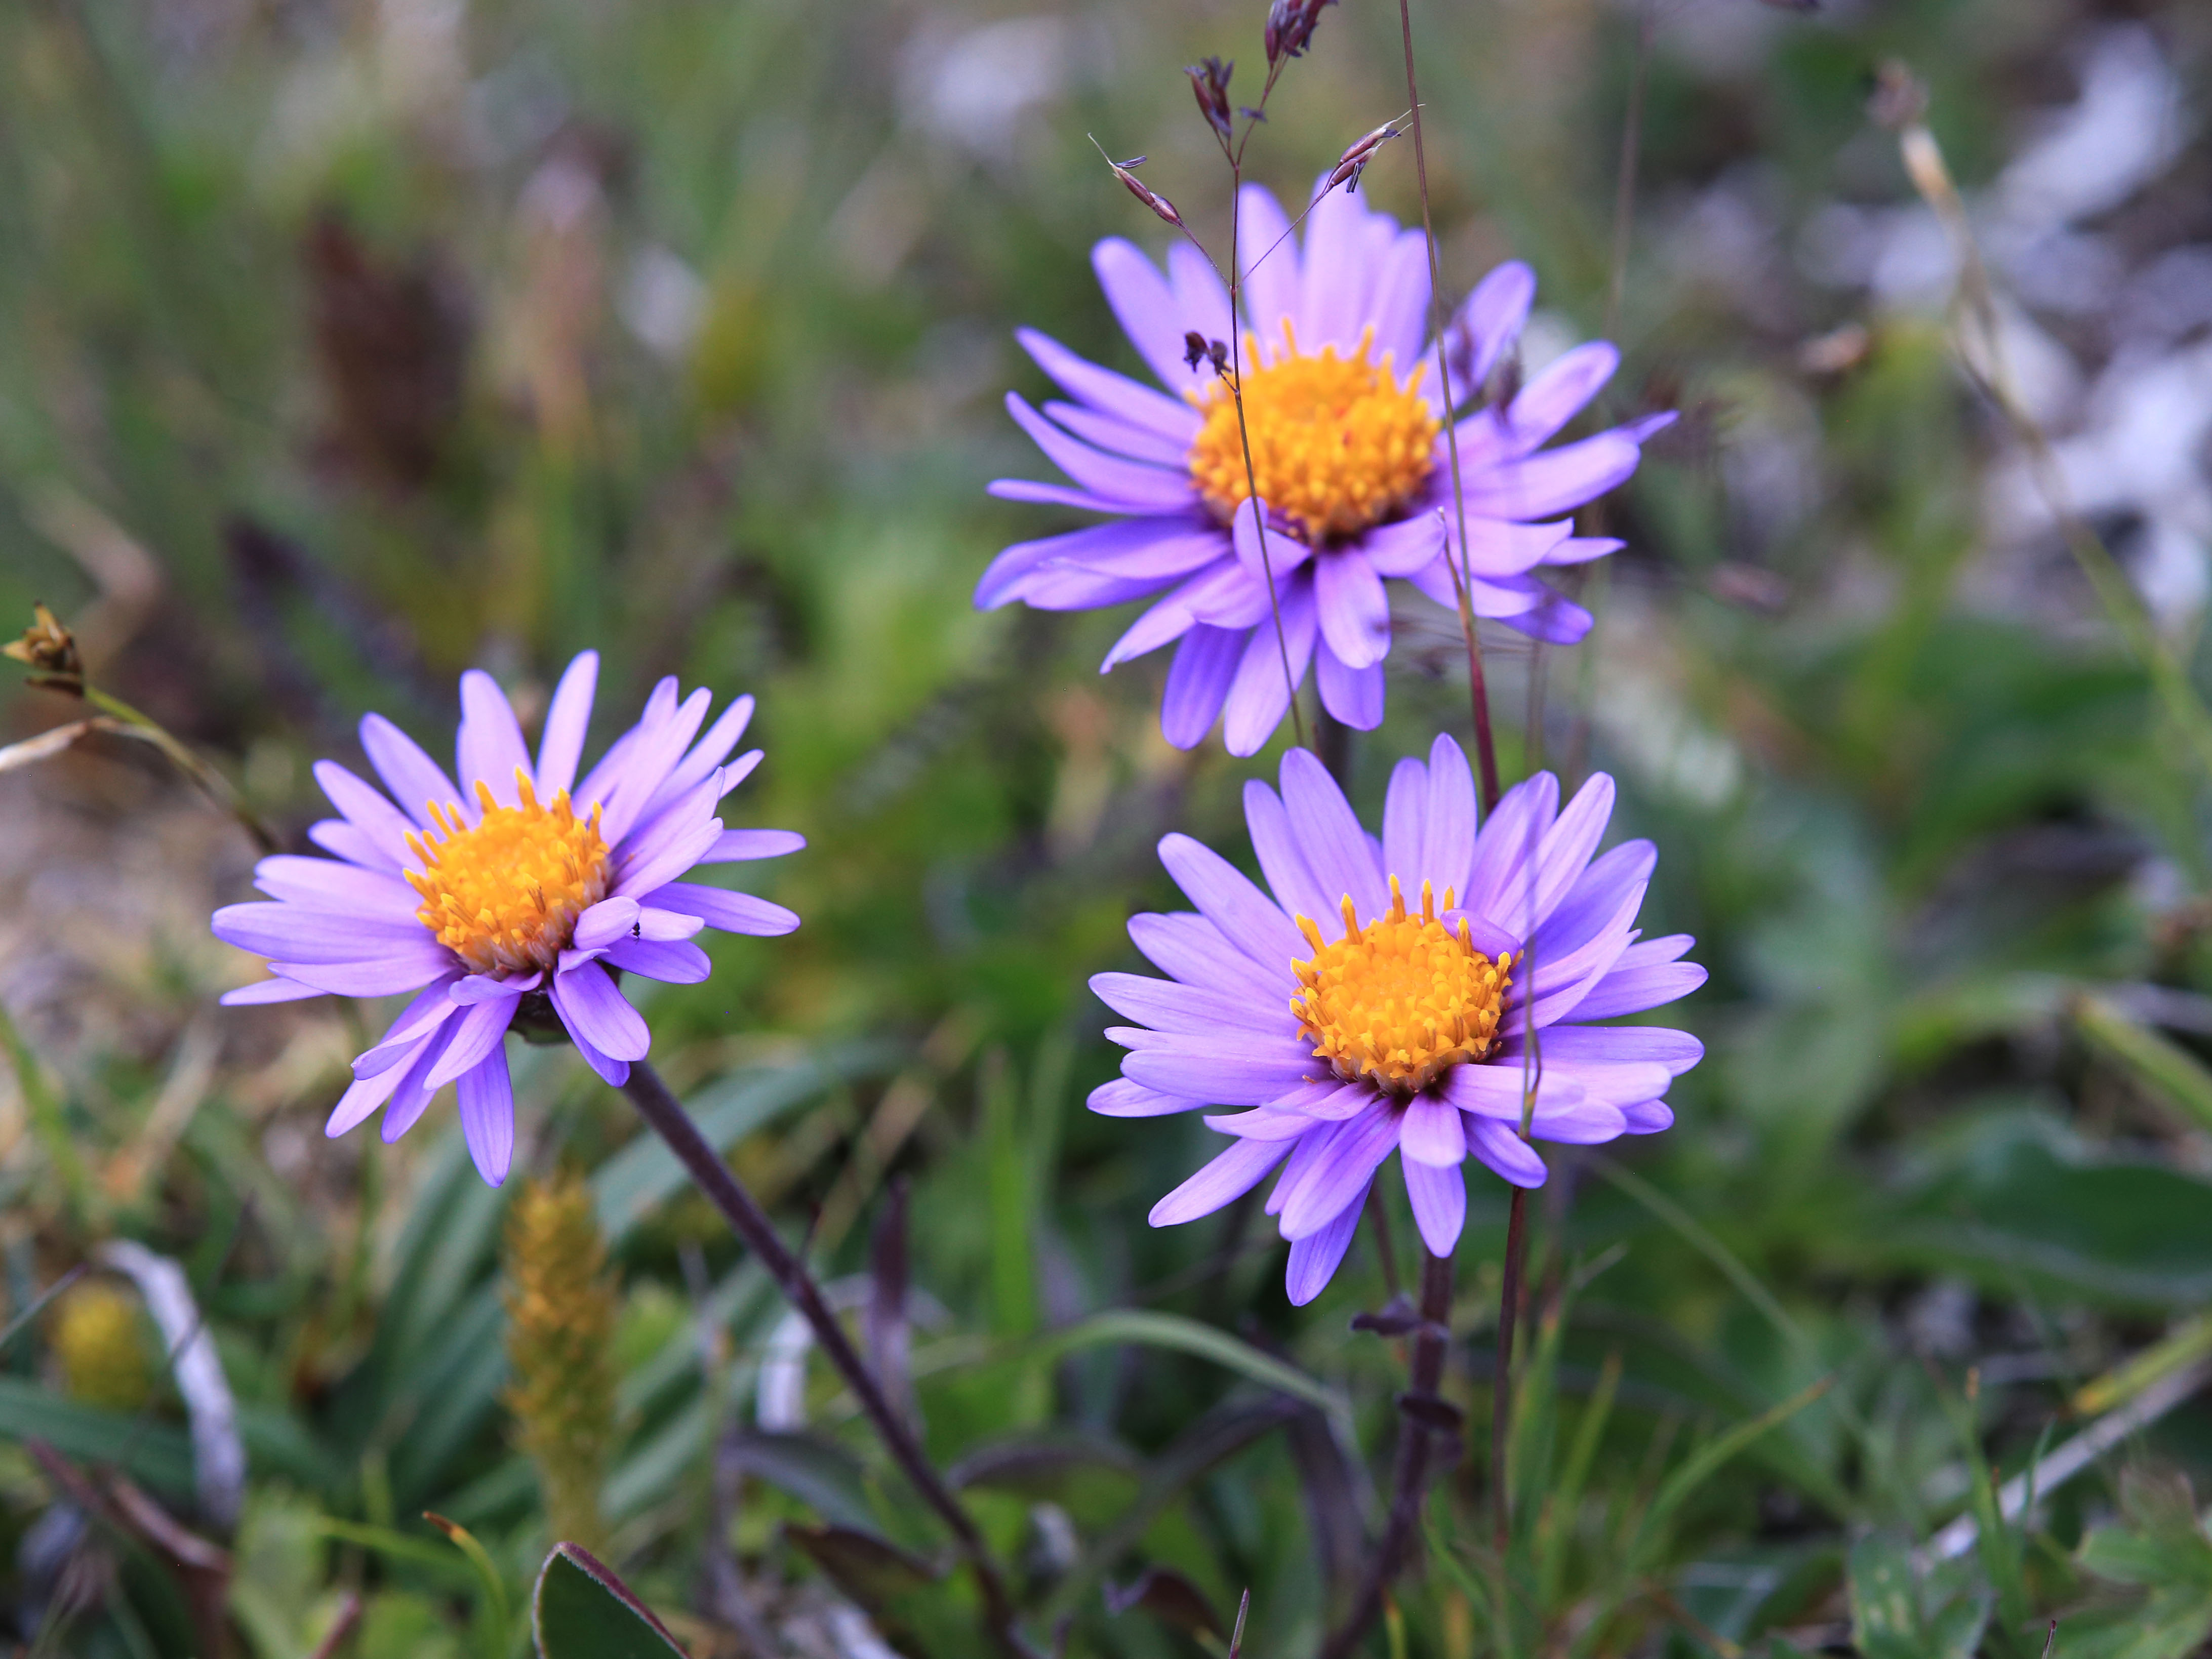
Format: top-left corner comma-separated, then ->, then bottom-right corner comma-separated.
1159,624 -> 1244,749
1419,734 -> 1478,905
359,713 -> 460,830
1467,1119 -> 1548,1187
551,959 -> 651,1062
456,1045 -> 516,1187
1156,832 -> 1307,968
1361,511 -> 1447,578
1313,552 -> 1390,671
1007,392 -> 1198,511
1284,1186 -> 1366,1306
1204,1107 -> 1322,1141
1016,327 -> 1199,438
327,1062 -> 408,1138
1279,1103 -> 1399,1241
451,972 -> 537,1004
307,818 -> 401,873
313,759 -> 416,860
1221,574 -> 1318,757
535,651 -> 599,796
647,882 -> 800,938
698,828 -> 806,864
352,978 -> 465,1077
1149,1137 -> 1292,1227
221,977 -> 327,1006
1121,1048 -> 1317,1107
1528,1098 -> 1630,1145
1567,962 -> 1708,1022
1382,755 -> 1429,888
1127,911 -> 1284,994
1621,1100 -> 1675,1134
380,1021 -> 461,1144
1440,1062 -> 1586,1119
1399,1095 -> 1467,1166
574,897 -> 642,951
1090,971 -> 1293,1036
1460,433 -> 1640,520
1236,183 -> 1300,350
457,669 -> 533,810
1088,1077 -> 1201,1117
1501,1024 -> 1703,1074
1279,748 -> 1387,923
1092,237 -> 1218,396
1451,262 -> 1536,394
1493,342 -> 1619,456
1244,780 -> 1340,941
272,950 -> 455,997
426,995 -> 519,1089
252,856 -> 420,922
1462,772 -> 1560,926
213,903 -> 431,964
602,937 -> 713,984
1401,1159 -> 1467,1257
1314,643 -> 1384,732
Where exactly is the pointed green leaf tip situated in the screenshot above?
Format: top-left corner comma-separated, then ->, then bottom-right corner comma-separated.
532,1543 -> 689,1658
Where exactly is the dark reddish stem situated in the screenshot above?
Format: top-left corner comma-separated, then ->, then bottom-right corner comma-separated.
1319,1249 -> 1455,1659
619,1062 -> 1029,1656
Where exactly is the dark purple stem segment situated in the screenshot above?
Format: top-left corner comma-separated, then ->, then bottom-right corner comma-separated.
618,1062 -> 1028,1655
1319,1248 -> 1456,1659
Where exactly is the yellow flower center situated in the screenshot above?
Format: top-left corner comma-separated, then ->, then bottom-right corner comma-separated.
403,770 -> 610,978
1188,323 -> 1439,543
1291,876 -> 1513,1097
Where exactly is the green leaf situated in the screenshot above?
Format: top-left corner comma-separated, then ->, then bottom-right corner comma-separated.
424,1512 -> 511,1659
0,1377 -> 195,1499
1848,1533 -> 1987,1659
531,1544 -> 687,1658
2079,996 -> 2212,1135
1033,1309 -> 1344,1420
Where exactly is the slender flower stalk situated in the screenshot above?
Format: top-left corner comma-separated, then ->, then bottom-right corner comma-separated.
617,1062 -> 1031,1656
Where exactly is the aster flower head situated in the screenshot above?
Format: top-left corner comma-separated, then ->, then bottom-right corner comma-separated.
212,654 -> 802,1187
978,182 -> 1673,755
1091,738 -> 1702,1305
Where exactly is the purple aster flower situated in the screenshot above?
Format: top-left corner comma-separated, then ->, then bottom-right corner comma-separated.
1090,737 -> 1702,1305
977,181 -> 1673,755
212,654 -> 802,1187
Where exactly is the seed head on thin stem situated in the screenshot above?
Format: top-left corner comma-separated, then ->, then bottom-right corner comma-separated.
1186,57 -> 1235,148
1265,0 -> 1338,68
1089,139 -> 1186,231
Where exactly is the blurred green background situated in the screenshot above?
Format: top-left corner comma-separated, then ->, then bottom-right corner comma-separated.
5,0 -> 2212,1653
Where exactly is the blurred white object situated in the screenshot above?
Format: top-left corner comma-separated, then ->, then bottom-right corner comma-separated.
621,246 -> 708,362
900,16 -> 1070,159
97,1241 -> 244,1530
1995,26 -> 2188,228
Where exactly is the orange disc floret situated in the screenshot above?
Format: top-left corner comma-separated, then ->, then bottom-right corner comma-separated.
1188,323 -> 1439,543
1290,875 -> 1512,1096
404,768 -> 611,977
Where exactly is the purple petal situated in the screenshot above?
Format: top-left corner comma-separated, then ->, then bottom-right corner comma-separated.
1440,1062 -> 1586,1120
1093,237 -> 1219,396
1157,832 -> 1307,969
214,903 -> 430,964
1016,327 -> 1199,439
1402,1159 -> 1466,1256
252,856 -> 419,922
307,818 -> 399,873
1150,1137 -> 1291,1226
551,959 -> 650,1062
1236,184 -> 1301,348
1283,1187 -> 1365,1306
1314,643 -> 1384,731
1461,433 -> 1640,519
1451,262 -> 1535,394
988,478 -> 1163,518
1091,972 -> 1291,1036
1569,963 -> 1706,1022
1535,842 -> 1657,961
1296,181 -> 1386,355
1467,1120 -> 1547,1187
1279,1104 -> 1400,1240
1230,496 -> 1315,588
426,995 -> 517,1089
1528,1098 -> 1629,1144
360,714 -> 460,829
1463,772 -> 1559,929
612,801 -> 722,897
536,651 -> 599,796
575,897 -> 642,951
1505,1024 -> 1703,1074
1043,399 -> 1190,465
457,669 -> 532,808
699,828 -> 806,864
1273,1079 -> 1378,1121
1122,1045 -> 1318,1106
1382,755 -> 1428,886
1399,1095 -> 1466,1166
602,937 -> 712,983
353,978 -> 466,1076
221,977 -> 326,1006
272,949 -> 455,997
1443,516 -> 1577,579
1369,228 -> 1433,371
567,1023 -> 631,1088
1421,735 -> 1477,905
456,1046 -> 516,1186
600,687 -> 712,847
1489,577 -> 1594,644
1221,577 -> 1319,756
1007,393 -> 1196,511
1279,748 -> 1387,923
312,759 -> 415,864
381,1023 -> 460,1143
452,973 -> 535,1003
655,694 -> 756,808
1127,912 -> 1284,995
1166,239 -> 1236,360
1203,1107 -> 1321,1141
1523,772 -> 1616,935
1540,536 -> 1625,567
1492,342 -> 1619,455
1244,779 -> 1339,939
1089,1077 -> 1201,1117
327,1062 -> 406,1137
1622,1100 -> 1675,1134
1361,511 -> 1447,578
1160,624 -> 1244,749
648,882 -> 800,938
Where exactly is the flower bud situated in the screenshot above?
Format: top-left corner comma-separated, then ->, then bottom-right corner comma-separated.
5,603 -> 84,694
